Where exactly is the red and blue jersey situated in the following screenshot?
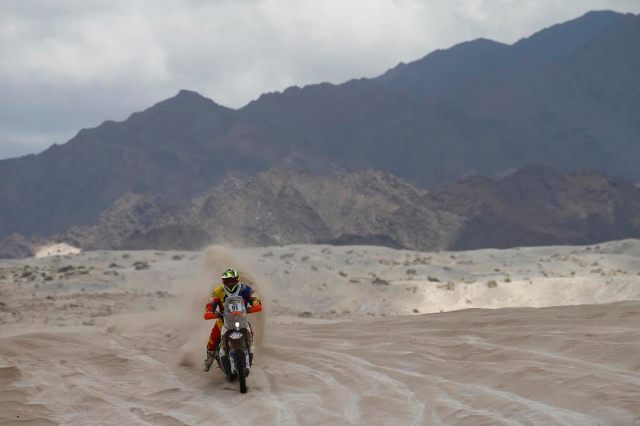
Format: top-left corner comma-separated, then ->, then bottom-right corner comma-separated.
205,283 -> 261,313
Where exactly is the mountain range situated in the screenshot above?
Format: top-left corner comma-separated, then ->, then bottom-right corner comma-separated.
17,166 -> 633,256
0,10 -> 638,245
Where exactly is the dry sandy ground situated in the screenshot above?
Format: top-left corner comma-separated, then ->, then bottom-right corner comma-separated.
1,241 -> 640,425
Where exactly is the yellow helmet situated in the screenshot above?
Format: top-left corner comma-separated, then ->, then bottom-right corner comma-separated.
221,268 -> 239,293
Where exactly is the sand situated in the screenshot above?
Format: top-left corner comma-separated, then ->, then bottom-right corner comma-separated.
34,244 -> 81,259
1,241 -> 639,425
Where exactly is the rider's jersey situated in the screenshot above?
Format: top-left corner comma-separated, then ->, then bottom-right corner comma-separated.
206,283 -> 261,314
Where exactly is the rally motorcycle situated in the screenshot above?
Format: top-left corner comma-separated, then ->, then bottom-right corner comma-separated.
213,295 -> 256,393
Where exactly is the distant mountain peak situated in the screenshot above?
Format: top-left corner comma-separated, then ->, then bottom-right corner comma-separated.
514,9 -> 627,59
377,9 -> 632,92
160,89 -> 230,110
172,89 -> 215,103
176,88 -> 203,97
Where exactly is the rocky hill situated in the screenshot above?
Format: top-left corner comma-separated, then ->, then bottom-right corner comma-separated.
0,11 -> 638,239
437,167 -> 640,249
34,167 -> 637,255
60,169 -> 461,251
0,233 -> 33,259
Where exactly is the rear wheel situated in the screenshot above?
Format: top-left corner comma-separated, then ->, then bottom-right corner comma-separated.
235,351 -> 247,393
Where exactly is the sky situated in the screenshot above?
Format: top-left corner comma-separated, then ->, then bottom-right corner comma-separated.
1,0 -> 639,160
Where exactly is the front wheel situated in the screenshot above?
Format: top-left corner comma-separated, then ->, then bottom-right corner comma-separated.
234,351 -> 247,393
221,355 -> 235,382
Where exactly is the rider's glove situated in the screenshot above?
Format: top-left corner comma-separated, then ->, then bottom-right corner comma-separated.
204,311 -> 217,320
248,304 -> 262,313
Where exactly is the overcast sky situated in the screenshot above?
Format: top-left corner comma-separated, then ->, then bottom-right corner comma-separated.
1,0 -> 639,160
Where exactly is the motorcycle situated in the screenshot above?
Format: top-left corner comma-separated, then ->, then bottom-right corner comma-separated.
212,295 -> 258,393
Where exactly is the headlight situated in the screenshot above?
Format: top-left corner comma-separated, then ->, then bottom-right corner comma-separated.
234,321 -> 240,330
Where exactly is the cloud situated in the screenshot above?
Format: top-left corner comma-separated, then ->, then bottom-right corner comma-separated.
1,0 -> 639,159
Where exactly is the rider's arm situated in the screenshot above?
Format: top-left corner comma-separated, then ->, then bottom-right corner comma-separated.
203,297 -> 222,319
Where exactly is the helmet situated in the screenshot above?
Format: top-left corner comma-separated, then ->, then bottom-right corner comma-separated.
221,268 -> 240,294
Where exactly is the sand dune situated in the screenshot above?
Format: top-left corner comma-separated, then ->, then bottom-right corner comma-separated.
1,241 -> 640,425
1,303 -> 639,425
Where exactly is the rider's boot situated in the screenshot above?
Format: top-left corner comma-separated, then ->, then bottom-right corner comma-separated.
202,349 -> 216,372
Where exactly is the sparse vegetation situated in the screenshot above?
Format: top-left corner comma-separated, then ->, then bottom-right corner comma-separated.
372,277 -> 390,286
338,271 -> 348,277
57,265 -> 75,273
437,282 -> 455,291
132,261 -> 150,271
487,280 -> 498,288
349,278 -> 360,283
171,255 -> 183,261
406,269 -> 416,275
427,276 -> 440,282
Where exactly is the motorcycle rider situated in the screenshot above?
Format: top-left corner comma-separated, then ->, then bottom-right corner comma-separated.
202,268 -> 262,372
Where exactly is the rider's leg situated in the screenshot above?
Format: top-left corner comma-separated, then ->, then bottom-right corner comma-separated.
202,318 -> 223,372
207,318 -> 223,351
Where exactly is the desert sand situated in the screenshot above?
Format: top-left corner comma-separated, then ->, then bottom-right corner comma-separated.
1,241 -> 640,425
34,244 -> 82,259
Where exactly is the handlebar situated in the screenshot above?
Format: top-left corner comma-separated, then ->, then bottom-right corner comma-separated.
204,304 -> 262,320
